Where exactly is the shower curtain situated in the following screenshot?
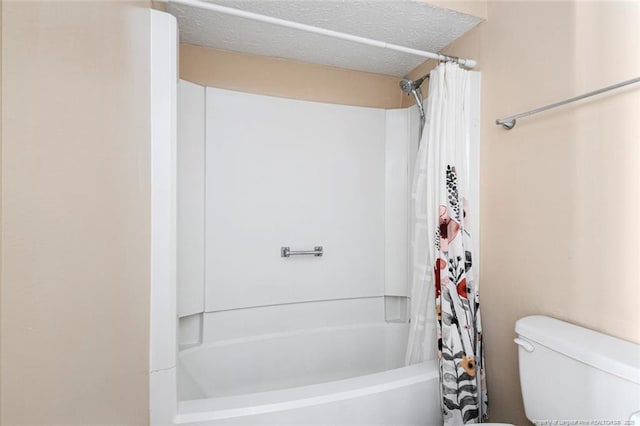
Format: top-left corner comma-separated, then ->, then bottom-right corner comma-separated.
405,62 -> 488,424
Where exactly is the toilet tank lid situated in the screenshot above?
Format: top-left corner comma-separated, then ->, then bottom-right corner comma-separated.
515,316 -> 640,385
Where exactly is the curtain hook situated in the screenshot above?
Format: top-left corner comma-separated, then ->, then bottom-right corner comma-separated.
439,54 -> 461,66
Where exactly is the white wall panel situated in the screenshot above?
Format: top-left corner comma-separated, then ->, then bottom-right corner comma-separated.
407,104 -> 421,201
178,80 -> 206,317
205,88 -> 386,311
406,104 -> 421,304
202,297 -> 385,343
384,109 -> 410,297
150,10 -> 177,373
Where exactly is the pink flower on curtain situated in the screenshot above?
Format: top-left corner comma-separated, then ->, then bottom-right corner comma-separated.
439,206 -> 460,252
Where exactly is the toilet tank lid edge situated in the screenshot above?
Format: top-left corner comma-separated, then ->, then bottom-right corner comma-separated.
515,315 -> 640,385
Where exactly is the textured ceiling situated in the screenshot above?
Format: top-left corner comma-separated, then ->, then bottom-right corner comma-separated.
167,0 -> 482,77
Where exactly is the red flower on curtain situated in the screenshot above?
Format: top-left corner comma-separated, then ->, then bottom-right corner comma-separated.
457,277 -> 468,299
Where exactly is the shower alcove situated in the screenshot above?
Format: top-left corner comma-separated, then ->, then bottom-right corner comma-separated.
150,2 -> 482,424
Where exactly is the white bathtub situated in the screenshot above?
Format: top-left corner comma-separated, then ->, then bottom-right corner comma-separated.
175,323 -> 442,425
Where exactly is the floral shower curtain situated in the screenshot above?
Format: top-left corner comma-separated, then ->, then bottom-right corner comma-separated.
405,62 -> 488,424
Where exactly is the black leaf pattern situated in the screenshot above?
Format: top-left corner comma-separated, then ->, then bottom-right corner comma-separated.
458,372 -> 476,382
465,251 -> 473,272
441,352 -> 455,362
463,409 -> 480,423
443,397 -> 459,410
442,373 -> 458,383
457,384 -> 478,394
446,165 -> 460,220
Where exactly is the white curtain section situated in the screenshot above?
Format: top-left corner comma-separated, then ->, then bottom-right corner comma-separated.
405,82 -> 436,366
405,62 -> 487,424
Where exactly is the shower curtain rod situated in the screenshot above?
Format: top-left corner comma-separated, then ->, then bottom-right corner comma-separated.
496,76 -> 640,130
169,0 -> 477,69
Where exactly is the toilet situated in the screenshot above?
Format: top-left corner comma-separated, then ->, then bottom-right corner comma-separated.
490,315 -> 640,425
483,315 -> 640,425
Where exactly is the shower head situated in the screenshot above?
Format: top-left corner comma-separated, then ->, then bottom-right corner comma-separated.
399,74 -> 428,93
399,76 -> 425,116
400,74 -> 428,146
399,77 -> 415,94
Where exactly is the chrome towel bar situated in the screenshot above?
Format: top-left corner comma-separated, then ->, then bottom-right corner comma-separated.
496,76 -> 640,130
281,246 -> 323,258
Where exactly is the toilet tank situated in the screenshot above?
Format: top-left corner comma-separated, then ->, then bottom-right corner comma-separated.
515,316 -> 640,422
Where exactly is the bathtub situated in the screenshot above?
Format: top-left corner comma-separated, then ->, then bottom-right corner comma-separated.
175,322 -> 442,425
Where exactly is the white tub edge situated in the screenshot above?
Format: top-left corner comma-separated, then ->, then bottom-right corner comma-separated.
175,361 -> 438,423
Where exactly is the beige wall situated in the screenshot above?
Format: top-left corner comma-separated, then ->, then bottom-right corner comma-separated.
427,0 -> 487,20
430,2 -> 640,423
1,1 -> 151,424
180,43 -> 405,109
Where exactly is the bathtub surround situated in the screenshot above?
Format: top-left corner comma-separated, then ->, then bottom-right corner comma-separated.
149,10 -> 179,424
151,77 -> 448,422
204,88 -> 387,311
152,5 -> 481,416
177,80 -> 205,318
148,57 -> 479,420
173,82 -> 414,323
